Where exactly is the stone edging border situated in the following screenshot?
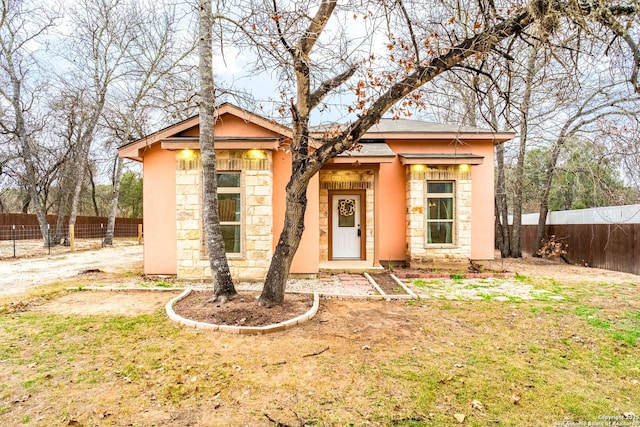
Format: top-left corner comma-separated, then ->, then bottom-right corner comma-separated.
393,272 -> 517,279
165,288 -> 320,334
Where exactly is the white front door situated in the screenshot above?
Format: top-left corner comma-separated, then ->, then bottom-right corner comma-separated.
332,194 -> 361,259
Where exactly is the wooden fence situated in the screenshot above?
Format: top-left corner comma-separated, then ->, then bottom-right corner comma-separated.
521,224 -> 640,276
0,213 -> 142,240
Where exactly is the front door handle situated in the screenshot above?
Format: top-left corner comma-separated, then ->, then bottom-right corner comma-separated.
357,225 -> 361,237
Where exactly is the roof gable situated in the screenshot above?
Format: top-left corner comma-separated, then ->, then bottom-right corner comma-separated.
118,103 -> 292,161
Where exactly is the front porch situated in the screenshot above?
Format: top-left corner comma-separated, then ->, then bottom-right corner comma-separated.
318,260 -> 385,274
319,168 -> 377,264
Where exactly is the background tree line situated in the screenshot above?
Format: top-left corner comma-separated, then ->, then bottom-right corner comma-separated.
0,170 -> 142,218
0,0 -> 198,243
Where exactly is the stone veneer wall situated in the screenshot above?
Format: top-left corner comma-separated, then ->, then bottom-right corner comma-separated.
406,166 -> 472,266
175,150 -> 273,281
319,169 -> 375,261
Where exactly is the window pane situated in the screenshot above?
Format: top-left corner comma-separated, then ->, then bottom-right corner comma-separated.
221,225 -> 240,253
427,197 -> 453,220
428,222 -> 452,244
218,193 -> 240,222
338,199 -> 356,227
427,182 -> 453,193
217,173 -> 240,187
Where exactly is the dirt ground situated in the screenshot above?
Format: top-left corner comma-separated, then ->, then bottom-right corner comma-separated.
1,248 -> 639,426
5,246 -> 637,330
30,289 -> 179,316
0,241 -> 142,297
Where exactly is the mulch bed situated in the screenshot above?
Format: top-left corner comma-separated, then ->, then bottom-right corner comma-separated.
388,260 -> 515,279
368,272 -> 407,295
172,290 -> 314,327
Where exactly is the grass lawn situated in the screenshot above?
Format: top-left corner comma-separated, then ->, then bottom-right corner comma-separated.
0,275 -> 639,426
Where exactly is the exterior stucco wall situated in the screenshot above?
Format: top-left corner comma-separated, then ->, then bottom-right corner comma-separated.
469,141 -> 496,259
142,145 -> 177,275
272,151 -> 320,275
180,114 -> 282,138
378,160 -> 407,261
386,139 -> 495,263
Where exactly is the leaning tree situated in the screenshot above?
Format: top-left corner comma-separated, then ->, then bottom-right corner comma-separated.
0,0 -> 59,243
199,0 -> 640,306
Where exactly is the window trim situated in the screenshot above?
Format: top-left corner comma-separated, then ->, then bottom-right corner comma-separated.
425,180 -> 456,246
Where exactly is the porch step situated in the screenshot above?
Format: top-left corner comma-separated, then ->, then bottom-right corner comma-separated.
318,261 -> 385,274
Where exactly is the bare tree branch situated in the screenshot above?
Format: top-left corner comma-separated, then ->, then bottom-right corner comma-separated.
309,63 -> 359,110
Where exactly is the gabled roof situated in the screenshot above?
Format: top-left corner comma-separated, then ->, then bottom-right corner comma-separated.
362,118 -> 513,142
368,118 -> 494,133
311,118 -> 513,143
118,103 -> 292,161
119,103 -> 515,162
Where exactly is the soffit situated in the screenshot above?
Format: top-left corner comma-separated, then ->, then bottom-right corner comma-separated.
398,153 -> 485,165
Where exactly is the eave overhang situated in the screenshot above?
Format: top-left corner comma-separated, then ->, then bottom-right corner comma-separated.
328,142 -> 396,164
159,137 -> 282,151
398,153 -> 485,165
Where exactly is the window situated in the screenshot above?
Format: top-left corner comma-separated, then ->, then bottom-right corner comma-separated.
217,173 -> 241,253
338,199 -> 356,227
426,181 -> 454,244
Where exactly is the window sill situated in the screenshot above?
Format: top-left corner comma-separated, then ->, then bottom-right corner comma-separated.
199,254 -> 244,260
424,244 -> 458,249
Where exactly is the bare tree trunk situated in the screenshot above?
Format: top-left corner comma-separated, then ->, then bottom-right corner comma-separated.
510,143 -> 526,257
54,192 -> 70,245
534,140 -> 562,253
67,0 -> 131,244
21,194 -> 29,214
54,141 -> 94,245
11,82 -> 49,242
259,175 -> 309,306
510,45 -> 539,258
68,100 -> 105,229
103,156 -> 123,245
198,0 -> 237,303
2,41 -> 50,241
68,168 -> 86,231
88,167 -> 100,216
21,140 -> 50,243
486,89 -> 510,257
535,136 -> 574,251
495,142 -> 511,257
256,1 -> 538,305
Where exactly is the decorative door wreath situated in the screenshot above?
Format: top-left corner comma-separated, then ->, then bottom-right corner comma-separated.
339,199 -> 356,217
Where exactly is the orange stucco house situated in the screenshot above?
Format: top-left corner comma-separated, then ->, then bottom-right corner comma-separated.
118,103 -> 514,280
